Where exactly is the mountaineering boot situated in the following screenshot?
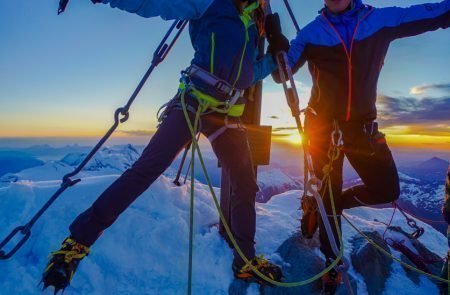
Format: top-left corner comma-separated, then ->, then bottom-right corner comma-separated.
42,237 -> 90,294
301,195 -> 319,238
321,259 -> 342,295
233,255 -> 283,286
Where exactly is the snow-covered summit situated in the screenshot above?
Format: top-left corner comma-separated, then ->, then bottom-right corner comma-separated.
0,171 -> 447,294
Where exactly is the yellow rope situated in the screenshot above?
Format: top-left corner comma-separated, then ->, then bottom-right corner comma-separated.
342,214 -> 450,283
180,89 -> 344,287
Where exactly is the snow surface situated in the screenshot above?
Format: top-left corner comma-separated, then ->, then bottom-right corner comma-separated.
0,171 -> 447,294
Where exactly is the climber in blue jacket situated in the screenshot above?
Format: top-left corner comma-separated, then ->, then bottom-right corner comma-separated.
274,0 -> 450,293
42,0 -> 290,292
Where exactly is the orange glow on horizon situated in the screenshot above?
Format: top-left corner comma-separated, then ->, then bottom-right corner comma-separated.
272,129 -> 450,151
1,126 -> 449,151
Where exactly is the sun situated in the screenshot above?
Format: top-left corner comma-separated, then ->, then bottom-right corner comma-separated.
286,133 -> 302,145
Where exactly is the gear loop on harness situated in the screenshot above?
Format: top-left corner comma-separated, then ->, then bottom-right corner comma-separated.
331,121 -> 343,148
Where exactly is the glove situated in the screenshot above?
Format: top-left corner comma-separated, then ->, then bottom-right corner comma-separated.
265,13 -> 290,55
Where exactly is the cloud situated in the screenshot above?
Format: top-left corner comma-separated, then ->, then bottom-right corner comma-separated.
273,126 -> 298,132
272,133 -> 292,137
377,95 -> 450,124
118,130 -> 155,136
377,95 -> 450,137
410,83 -> 450,95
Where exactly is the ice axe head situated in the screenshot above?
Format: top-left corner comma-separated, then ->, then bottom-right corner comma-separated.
58,0 -> 70,15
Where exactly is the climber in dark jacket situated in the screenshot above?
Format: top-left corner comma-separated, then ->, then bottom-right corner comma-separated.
42,0 -> 288,292
276,0 -> 450,293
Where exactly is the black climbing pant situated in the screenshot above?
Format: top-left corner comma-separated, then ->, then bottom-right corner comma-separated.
69,94 -> 258,267
305,114 -> 400,259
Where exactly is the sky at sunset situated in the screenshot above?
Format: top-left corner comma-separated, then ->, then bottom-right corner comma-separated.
0,0 -> 449,150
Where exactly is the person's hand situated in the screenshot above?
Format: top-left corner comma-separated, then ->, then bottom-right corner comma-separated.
265,13 -> 290,54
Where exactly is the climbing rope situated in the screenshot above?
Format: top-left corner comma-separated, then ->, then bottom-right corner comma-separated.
0,20 -> 188,260
180,88 -> 345,288
342,214 -> 450,283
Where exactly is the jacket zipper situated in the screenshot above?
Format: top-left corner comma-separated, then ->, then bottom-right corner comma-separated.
322,7 -> 374,121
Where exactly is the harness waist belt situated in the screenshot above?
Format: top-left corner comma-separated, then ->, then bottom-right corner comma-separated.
185,64 -> 244,104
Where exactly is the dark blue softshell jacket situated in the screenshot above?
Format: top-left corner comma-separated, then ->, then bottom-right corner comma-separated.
288,0 -> 450,121
98,0 -> 276,97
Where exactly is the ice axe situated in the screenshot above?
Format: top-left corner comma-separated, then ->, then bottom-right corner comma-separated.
58,0 -> 70,14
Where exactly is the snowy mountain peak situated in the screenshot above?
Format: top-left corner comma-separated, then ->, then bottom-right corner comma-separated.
61,144 -> 140,172
257,169 -> 302,203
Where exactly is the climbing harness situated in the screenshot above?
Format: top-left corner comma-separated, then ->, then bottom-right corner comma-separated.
179,1 -> 350,292
4,1 -> 449,294
0,19 -> 188,260
179,84 -> 345,289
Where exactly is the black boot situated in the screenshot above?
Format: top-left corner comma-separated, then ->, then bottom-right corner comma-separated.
42,237 -> 90,294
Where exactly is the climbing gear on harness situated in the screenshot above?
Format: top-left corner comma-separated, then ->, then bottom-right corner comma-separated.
321,258 -> 343,295
42,237 -> 90,294
179,68 -> 246,117
180,81 -> 345,288
185,65 -> 245,103
301,195 -> 319,239
317,123 -> 353,295
173,142 -> 192,187
0,19 -> 187,260
233,255 -> 283,285
180,1 -> 348,291
260,1 -> 352,292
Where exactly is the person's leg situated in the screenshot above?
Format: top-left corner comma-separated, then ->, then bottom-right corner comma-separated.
306,116 -> 345,259
340,122 -> 400,209
206,120 -> 259,267
69,108 -> 194,246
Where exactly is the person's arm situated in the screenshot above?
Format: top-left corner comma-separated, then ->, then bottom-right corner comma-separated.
380,0 -> 450,40
252,52 -> 277,84
271,30 -> 307,83
93,0 -> 215,20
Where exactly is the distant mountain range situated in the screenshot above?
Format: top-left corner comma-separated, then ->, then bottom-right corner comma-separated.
400,157 -> 449,183
1,144 -> 448,235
